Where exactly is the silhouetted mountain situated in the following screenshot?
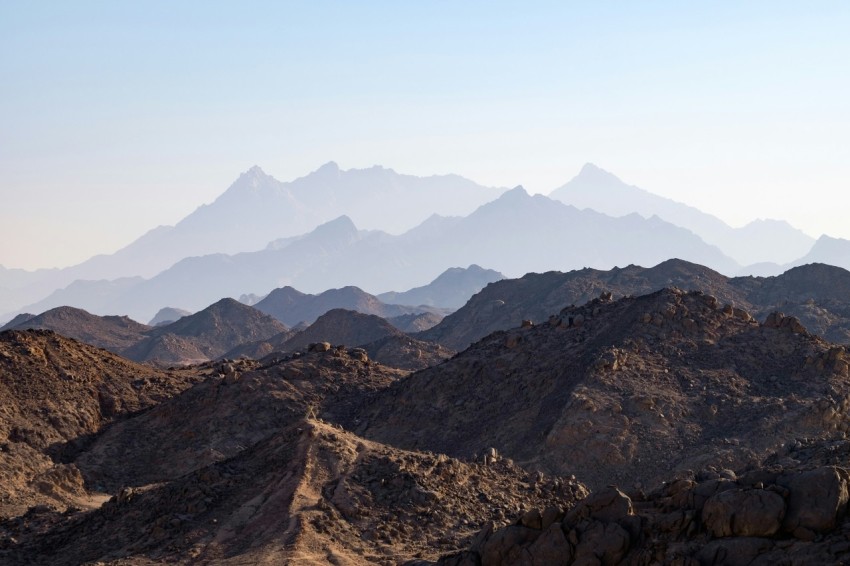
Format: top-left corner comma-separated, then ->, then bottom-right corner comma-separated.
148,307 -> 191,326
14,189 -> 740,322
0,164 -> 505,316
550,163 -> 814,266
377,264 -> 505,309
788,235 -> 850,271
421,259 -> 850,350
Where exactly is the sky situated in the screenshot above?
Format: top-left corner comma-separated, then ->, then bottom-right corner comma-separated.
2,1 -> 849,270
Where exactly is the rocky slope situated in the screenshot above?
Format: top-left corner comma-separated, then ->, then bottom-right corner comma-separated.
422,259 -> 850,350
0,329 -> 200,519
363,287 -> 850,492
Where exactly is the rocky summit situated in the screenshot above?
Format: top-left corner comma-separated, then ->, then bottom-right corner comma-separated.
363,287 -> 850,491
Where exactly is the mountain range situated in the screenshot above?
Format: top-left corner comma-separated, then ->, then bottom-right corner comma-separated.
6,161 -> 850,328
550,163 -> 816,267
0,163 -> 505,316
421,259 -> 850,350
7,189 -> 740,322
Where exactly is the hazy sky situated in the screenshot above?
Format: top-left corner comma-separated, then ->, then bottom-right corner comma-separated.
2,1 -> 849,270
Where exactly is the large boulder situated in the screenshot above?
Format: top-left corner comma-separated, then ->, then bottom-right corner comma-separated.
702,488 -> 785,537
779,466 -> 850,534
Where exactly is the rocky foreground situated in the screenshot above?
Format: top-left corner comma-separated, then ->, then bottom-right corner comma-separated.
5,283 -> 850,564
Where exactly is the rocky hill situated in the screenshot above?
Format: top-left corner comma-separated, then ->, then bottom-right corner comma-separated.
361,287 -> 850,492
278,309 -> 404,353
148,307 -> 191,326
0,329 -> 200,518
0,306 -> 151,353
124,298 -> 287,365
421,259 -> 850,350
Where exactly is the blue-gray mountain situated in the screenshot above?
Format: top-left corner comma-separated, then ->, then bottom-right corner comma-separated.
549,163 -> 815,267
12,188 -> 739,322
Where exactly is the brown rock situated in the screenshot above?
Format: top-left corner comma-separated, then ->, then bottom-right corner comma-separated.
565,487 -> 633,525
525,522 -> 573,565
780,466 -> 850,533
573,520 -> 631,565
479,524 -> 540,565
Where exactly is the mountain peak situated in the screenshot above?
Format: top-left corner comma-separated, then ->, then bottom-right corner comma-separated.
575,162 -> 624,184
315,161 -> 341,175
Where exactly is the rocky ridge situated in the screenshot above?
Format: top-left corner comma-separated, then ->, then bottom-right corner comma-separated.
364,287 -> 850,491
421,259 -> 850,350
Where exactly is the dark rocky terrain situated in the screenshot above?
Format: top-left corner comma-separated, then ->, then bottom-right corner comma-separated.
0,329 -> 200,518
366,287 -> 850,492
422,259 -> 850,350
8,261 -> 850,564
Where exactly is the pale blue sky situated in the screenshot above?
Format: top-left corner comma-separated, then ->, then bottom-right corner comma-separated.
2,1 -> 849,269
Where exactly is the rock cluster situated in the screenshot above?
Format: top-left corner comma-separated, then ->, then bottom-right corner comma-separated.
425,463 -> 850,565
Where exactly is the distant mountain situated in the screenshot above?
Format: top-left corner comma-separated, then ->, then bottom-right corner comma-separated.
1,306 -> 151,352
549,163 -> 814,266
377,264 -> 505,309
124,298 -> 287,365
0,164 -> 505,316
253,284 -> 439,327
148,307 -> 192,326
788,235 -> 850,271
11,189 -> 740,322
421,259 -> 850,350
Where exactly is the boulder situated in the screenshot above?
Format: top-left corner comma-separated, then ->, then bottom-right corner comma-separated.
702,488 -> 785,537
779,466 -> 850,533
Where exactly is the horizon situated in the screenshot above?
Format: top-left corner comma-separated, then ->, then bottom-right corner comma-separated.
2,2 -> 849,270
